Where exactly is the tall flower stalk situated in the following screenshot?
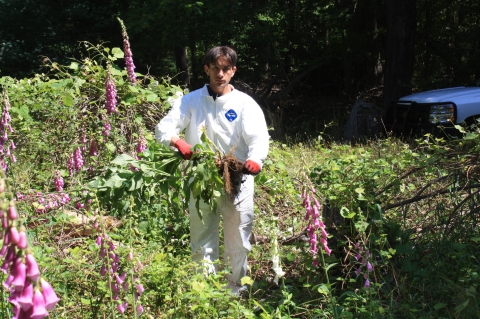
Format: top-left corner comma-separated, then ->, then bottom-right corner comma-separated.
0,92 -> 15,173
93,195 -> 144,317
105,69 -> 118,115
117,18 -> 136,85
301,172 -> 331,266
0,171 -> 60,318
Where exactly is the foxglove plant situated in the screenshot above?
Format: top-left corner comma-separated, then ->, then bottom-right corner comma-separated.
102,118 -> 111,137
0,172 -> 60,318
352,241 -> 374,289
53,171 -> 64,192
94,222 -> 144,317
105,70 -> 118,115
136,135 -> 147,159
0,92 -> 15,174
301,172 -> 331,266
117,18 -> 136,85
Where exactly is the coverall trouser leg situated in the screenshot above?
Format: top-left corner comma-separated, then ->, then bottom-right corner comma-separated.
188,175 -> 254,286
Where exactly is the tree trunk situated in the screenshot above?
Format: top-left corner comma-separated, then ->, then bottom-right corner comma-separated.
174,46 -> 190,87
384,0 -> 417,108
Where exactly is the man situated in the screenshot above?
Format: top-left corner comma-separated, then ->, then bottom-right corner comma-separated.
155,46 -> 269,294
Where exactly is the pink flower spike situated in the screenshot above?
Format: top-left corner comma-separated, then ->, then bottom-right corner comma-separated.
17,280 -> 34,311
40,278 -> 60,311
31,289 -> 48,319
25,254 -> 41,282
11,260 -> 26,292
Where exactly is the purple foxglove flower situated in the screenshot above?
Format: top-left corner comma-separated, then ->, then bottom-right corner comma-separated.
11,141 -> 15,149
355,253 -> 361,261
11,154 -> 16,163
99,266 -> 107,276
25,253 -> 40,282
365,250 -> 370,258
119,272 -> 127,281
99,248 -> 106,258
93,221 -> 99,229
324,246 -> 332,255
8,204 -> 18,220
122,280 -> 129,292
31,289 -> 48,318
115,274 -> 123,285
4,230 -> 10,245
3,273 -> 13,289
367,262 -> 373,272
0,244 -> 7,257
364,279 -> 370,288
136,304 -> 144,315
127,251 -> 133,261
17,280 -> 34,311
2,216 -> 8,229
321,228 -> 328,239
11,260 -> 26,292
95,236 -> 102,246
117,303 -> 126,314
16,229 -> 27,249
8,288 -> 20,307
17,307 -> 34,319
355,268 -> 362,276
136,283 -> 144,295
75,202 -> 84,209
40,278 -> 60,311
136,260 -> 143,270
313,205 -> 319,218
312,259 -> 319,267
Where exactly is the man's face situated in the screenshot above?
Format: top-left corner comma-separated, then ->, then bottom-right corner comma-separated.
204,57 -> 236,94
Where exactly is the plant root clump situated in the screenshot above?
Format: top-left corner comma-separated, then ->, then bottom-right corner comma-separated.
216,153 -> 244,198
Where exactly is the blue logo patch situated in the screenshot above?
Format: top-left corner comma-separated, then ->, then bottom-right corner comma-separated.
225,109 -> 238,122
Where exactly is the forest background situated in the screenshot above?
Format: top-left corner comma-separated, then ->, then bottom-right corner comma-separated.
1,1 -> 480,319
2,0 -> 480,138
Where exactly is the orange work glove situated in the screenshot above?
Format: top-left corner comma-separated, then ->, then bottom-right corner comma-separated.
174,139 -> 193,160
242,159 -> 261,175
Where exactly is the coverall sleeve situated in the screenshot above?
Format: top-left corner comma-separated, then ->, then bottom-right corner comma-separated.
155,96 -> 191,147
241,99 -> 270,167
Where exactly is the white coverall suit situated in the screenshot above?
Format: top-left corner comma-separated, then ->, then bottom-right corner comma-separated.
155,84 -> 270,289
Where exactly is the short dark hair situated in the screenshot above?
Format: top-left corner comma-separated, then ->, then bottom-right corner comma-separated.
203,46 -> 237,67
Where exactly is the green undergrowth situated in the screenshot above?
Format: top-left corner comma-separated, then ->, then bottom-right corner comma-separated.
1,45 -> 479,318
